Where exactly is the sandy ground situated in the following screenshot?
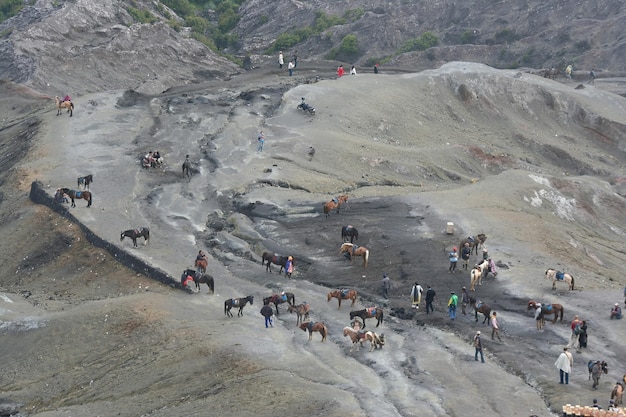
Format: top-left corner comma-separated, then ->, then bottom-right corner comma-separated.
1,62 -> 626,416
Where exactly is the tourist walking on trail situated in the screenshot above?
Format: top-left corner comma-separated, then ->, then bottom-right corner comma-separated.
555,347 -> 573,384
425,286 -> 436,314
474,331 -> 484,363
278,51 -> 284,69
257,131 -> 265,152
448,291 -> 458,320
490,311 -> 502,341
382,273 -> 391,299
461,287 -> 470,315
288,60 -> 294,76
411,282 -> 423,309
448,247 -> 459,273
260,302 -> 274,328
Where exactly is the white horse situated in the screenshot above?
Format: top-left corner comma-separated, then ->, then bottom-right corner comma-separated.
545,268 -> 575,290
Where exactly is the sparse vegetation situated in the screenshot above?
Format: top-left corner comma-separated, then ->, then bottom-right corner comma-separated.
493,28 -> 519,44
460,30 -> 478,45
343,8 -> 364,22
574,40 -> 591,52
0,0 -> 35,23
397,31 -> 439,53
127,6 -> 158,24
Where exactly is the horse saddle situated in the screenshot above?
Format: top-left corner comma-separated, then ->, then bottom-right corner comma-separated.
75,191 -> 82,198
476,301 -> 483,308
281,294 -> 287,302
556,271 -> 565,280
545,304 -> 553,312
340,289 -> 349,297
332,197 -> 338,204
231,299 -> 239,306
134,228 -> 141,235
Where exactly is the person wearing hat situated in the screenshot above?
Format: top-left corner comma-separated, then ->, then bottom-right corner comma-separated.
447,291 -> 458,320
608,399 -> 618,411
461,242 -> 471,270
461,286 -> 470,315
382,273 -> 391,299
610,302 -> 622,319
448,246 -> 459,273
591,399 -> 602,409
473,331 -> 484,363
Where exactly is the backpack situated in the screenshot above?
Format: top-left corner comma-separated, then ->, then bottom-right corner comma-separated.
574,323 -> 582,335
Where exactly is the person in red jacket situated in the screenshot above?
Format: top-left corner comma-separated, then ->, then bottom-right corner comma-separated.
337,65 -> 345,78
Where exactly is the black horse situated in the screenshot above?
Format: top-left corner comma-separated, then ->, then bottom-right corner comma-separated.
181,269 -> 214,294
224,295 -> 254,317
77,174 -> 93,190
120,228 -> 150,247
341,225 -> 359,243
60,188 -> 92,208
349,307 -> 384,328
263,292 -> 295,315
459,233 -> 487,256
261,252 -> 291,274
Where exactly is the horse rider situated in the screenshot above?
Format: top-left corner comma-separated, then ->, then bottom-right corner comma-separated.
610,303 -> 622,319
62,94 -> 72,103
153,150 -> 163,166
196,250 -> 207,263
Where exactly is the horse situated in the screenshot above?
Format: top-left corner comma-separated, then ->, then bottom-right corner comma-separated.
185,269 -> 214,294
611,381 -> 624,406
323,195 -> 349,217
469,297 -> 491,324
261,252 -> 292,274
469,265 -> 483,291
195,258 -> 208,273
341,225 -> 359,243
327,289 -> 358,309
527,300 -> 564,323
224,295 -> 254,317
299,321 -> 328,342
339,243 -> 369,267
342,327 -> 384,352
77,174 -> 93,190
287,303 -> 310,325
60,188 -> 92,208
350,307 -> 383,328
55,96 -> 74,117
263,292 -> 295,315
459,234 -> 487,256
587,360 -> 608,380
543,67 -> 560,80
120,228 -> 150,247
545,268 -> 575,290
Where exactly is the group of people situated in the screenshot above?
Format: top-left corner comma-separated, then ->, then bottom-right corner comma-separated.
278,50 -> 297,76
142,150 -> 163,168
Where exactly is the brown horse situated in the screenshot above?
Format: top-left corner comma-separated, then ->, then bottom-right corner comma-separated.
120,228 -> 150,247
60,188 -> 92,208
459,234 -> 487,256
195,258 -> 208,273
55,96 -> 74,116
339,243 -> 369,267
300,321 -> 328,342
469,297 -> 491,324
224,295 -> 254,317
611,381 -> 624,406
342,327 -> 384,352
287,303 -> 310,325
545,268 -> 575,290
263,292 -> 295,315
261,252 -> 292,274
350,307 -> 383,328
527,300 -> 563,323
323,195 -> 349,217
327,289 -> 358,309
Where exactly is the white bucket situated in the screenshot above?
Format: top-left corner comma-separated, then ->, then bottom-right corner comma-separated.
446,222 -> 455,234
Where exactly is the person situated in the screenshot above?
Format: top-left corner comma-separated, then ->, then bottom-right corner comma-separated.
591,362 -> 604,389
382,273 -> 391,299
608,399 -> 618,411
288,60 -> 294,76
461,242 -> 471,270
278,51 -> 284,69
196,250 -> 207,263
448,246 -> 458,273
350,65 -> 357,75
425,286 -> 436,314
337,65 -> 345,78
374,63 -> 379,74
461,287 -> 469,315
567,315 -> 582,349
152,150 -> 163,166
143,151 -> 154,167
610,303 -> 622,319
591,398 -> 602,409
534,302 -> 543,329
292,50 -> 298,67
482,247 -> 489,261
410,282 -> 423,309
54,188 -> 68,204
555,347 -> 573,384
285,256 -> 294,278
578,320 -> 588,348
589,70 -> 596,85
447,291 -> 458,320
62,94 -> 72,103
490,311 -> 502,341
260,301 -> 274,328
257,131 -> 265,152
473,330 -> 484,363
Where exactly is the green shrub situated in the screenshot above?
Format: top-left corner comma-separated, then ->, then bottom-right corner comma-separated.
343,8 -> 364,22
185,15 -> 209,32
218,8 -> 239,32
167,19 -> 182,32
494,28 -> 518,44
192,32 -> 217,51
398,31 -> 439,53
339,34 -> 359,55
161,0 -> 195,18
127,6 -> 158,24
363,56 -> 391,67
460,30 -> 478,45
314,10 -> 345,32
0,0 -> 25,23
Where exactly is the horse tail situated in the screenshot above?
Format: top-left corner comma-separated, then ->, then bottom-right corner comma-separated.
323,203 -> 329,216
145,229 -> 150,245
88,192 -> 92,206
570,275 -> 575,290
364,249 -> 369,267
559,306 -> 564,321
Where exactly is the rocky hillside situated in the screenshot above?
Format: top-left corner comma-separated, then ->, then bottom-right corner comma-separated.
0,0 -> 624,97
